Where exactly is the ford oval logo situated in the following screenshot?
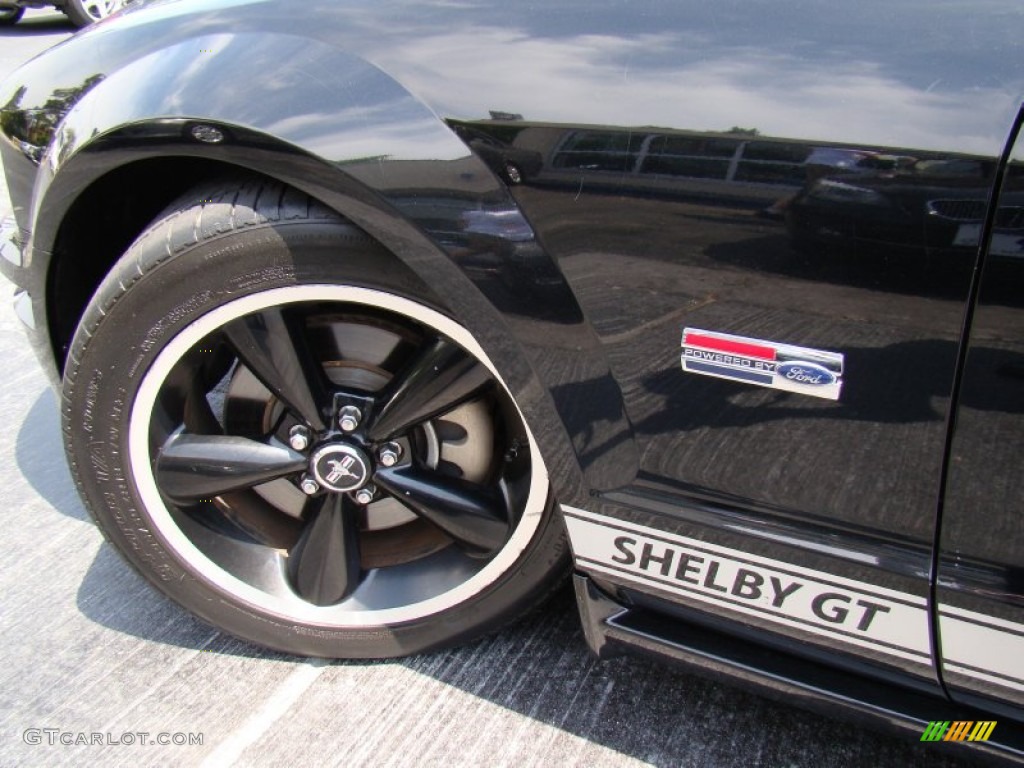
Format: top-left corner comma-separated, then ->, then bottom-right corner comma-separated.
777,361 -> 836,386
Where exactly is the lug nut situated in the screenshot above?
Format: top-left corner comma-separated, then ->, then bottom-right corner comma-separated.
300,476 -> 320,495
354,485 -> 376,505
378,442 -> 402,467
338,405 -> 362,432
289,425 -> 311,452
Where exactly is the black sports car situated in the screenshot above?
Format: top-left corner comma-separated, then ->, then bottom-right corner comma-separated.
0,0 -> 1021,762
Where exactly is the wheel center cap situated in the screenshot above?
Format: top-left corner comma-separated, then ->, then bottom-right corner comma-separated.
310,443 -> 371,493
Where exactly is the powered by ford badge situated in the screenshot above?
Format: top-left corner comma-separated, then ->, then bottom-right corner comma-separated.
681,328 -> 844,400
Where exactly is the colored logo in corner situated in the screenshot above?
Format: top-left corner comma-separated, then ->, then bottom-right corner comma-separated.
920,721 -> 996,742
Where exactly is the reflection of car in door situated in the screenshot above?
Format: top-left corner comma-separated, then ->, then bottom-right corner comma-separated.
786,157 -> 1006,259
448,122 -> 543,185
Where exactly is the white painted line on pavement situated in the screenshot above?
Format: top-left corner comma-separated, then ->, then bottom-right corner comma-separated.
200,659 -> 327,767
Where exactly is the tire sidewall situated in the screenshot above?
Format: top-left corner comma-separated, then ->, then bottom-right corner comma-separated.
64,220 -> 567,658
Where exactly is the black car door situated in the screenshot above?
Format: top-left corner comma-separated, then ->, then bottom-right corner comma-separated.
461,3 -> 1023,691
938,112 -> 1024,717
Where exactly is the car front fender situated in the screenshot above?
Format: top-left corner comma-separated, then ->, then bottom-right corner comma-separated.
1,27 -> 639,500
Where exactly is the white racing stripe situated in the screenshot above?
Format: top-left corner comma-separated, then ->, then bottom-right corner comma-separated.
939,607 -> 1024,692
566,507 -> 1024,690
563,506 -> 930,664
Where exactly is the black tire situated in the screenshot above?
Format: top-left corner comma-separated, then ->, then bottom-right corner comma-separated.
0,6 -> 25,25
62,0 -> 124,27
63,177 -> 569,658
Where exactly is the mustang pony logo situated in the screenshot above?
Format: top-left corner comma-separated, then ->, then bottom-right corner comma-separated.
325,456 -> 359,485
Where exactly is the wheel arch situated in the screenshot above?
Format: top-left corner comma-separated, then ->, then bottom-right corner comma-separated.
24,30 -> 638,500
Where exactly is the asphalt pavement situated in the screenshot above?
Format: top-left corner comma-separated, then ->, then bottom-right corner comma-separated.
0,9 -> 982,768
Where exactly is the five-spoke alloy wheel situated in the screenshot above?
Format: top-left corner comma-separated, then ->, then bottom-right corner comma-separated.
63,179 -> 567,657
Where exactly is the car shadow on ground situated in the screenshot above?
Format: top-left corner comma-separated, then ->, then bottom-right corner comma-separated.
16,388 -> 973,767
73,549 -> 973,767
16,388 -> 91,523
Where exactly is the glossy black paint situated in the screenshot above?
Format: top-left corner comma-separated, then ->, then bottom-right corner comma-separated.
374,465 -> 509,557
0,0 -> 1022,749
938,113 -> 1024,716
0,4 -> 638,503
367,337 -> 491,442
222,308 -> 333,432
155,434 -> 307,503
289,493 -> 362,606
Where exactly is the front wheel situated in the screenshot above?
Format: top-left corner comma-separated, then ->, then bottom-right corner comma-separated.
63,0 -> 126,26
63,178 -> 568,657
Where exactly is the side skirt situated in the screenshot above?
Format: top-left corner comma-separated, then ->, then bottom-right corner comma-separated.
574,574 -> 1024,766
